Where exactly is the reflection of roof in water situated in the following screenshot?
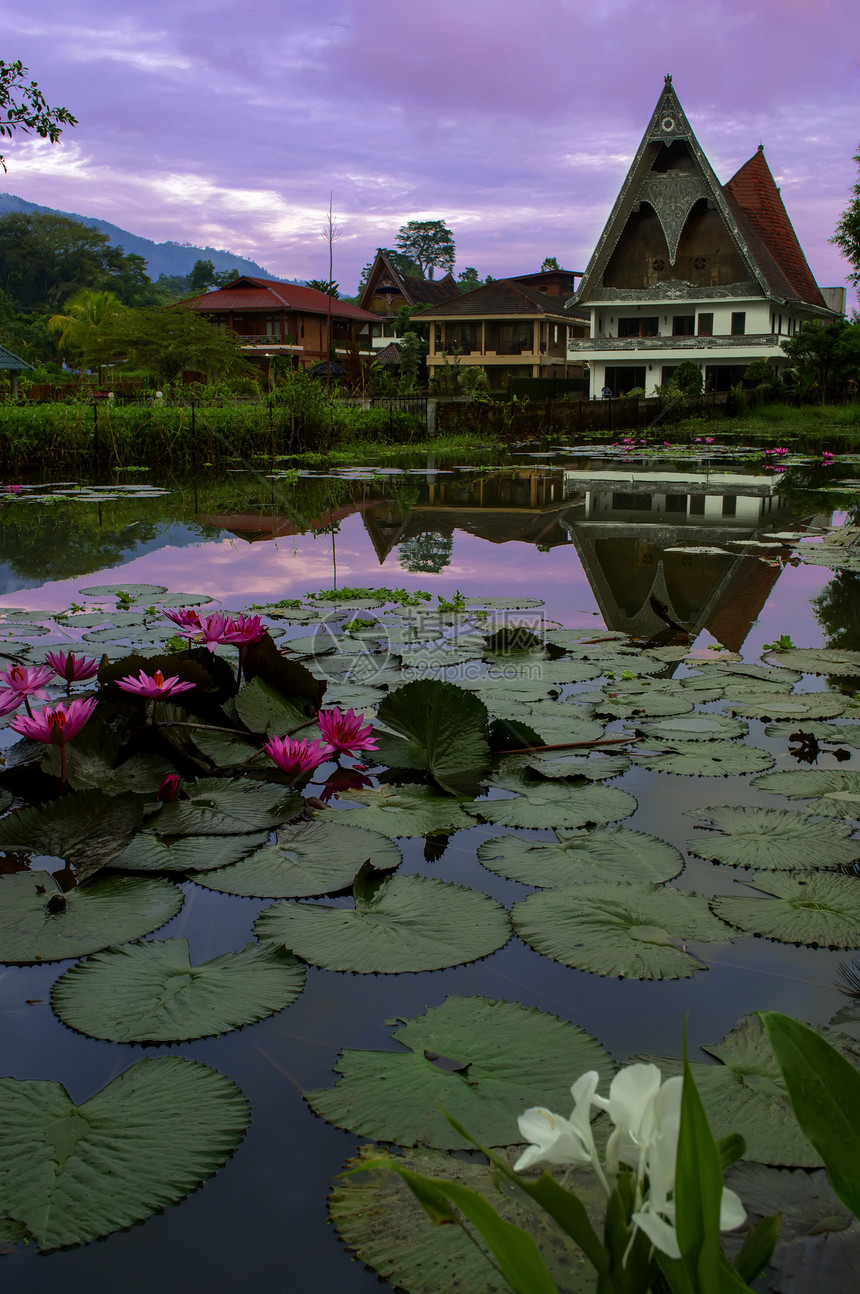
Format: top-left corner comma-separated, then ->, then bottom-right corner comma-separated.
202,500 -> 376,542
363,503 -> 577,563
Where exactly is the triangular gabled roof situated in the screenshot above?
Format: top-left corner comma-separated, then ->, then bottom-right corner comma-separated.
358,250 -> 460,312
186,276 -> 378,321
723,148 -> 826,308
0,343 -> 34,371
576,76 -> 830,311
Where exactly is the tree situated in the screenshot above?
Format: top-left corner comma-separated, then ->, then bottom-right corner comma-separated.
831,146 -> 860,286
397,331 -> 428,392
674,359 -> 703,396
781,319 -> 860,402
398,531 -> 453,574
187,260 -> 240,295
96,305 -> 252,385
306,279 -> 339,298
541,256 -> 561,272
0,212 -> 153,311
47,288 -> 128,375
395,220 -> 455,280
457,267 -> 482,293
0,60 -> 76,170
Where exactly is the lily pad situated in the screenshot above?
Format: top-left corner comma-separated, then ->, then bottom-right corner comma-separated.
687,805 -> 860,871
479,826 -> 684,887
0,872 -> 183,964
194,820 -> 401,897
79,583 -> 169,599
374,680 -> 491,796
320,785 -> 474,837
709,872 -> 860,947
765,648 -> 860,677
507,752 -> 631,782
330,1143 -> 598,1294
255,874 -> 509,973
0,790 -> 143,881
234,677 -> 306,735
633,713 -> 748,741
630,739 -> 774,777
724,693 -> 847,721
483,698 -> 605,746
110,831 -> 269,873
466,773 -> 636,830
306,996 -> 614,1149
752,769 -> 860,819
51,937 -> 306,1042
148,777 -> 301,835
0,1057 -> 249,1250
590,691 -> 695,720
512,882 -> 732,979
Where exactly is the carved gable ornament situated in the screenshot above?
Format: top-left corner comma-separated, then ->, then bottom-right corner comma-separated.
634,172 -> 710,264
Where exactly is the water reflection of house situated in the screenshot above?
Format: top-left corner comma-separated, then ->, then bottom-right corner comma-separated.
563,469 -> 797,647
201,500 -> 377,542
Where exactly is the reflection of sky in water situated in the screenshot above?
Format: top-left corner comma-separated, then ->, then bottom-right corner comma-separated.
0,466 -> 854,1293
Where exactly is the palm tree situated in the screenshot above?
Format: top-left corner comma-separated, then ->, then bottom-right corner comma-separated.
48,288 -> 127,379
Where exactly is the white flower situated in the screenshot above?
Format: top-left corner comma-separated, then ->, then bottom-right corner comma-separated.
514,1070 -> 601,1173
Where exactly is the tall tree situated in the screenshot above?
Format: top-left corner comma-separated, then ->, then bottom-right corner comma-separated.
831,146 -> 860,286
395,220 -> 455,280
781,318 -> 860,402
0,60 -> 76,170
457,267 -> 481,293
541,256 -> 561,272
0,212 -> 153,310
47,288 -> 127,375
306,279 -> 339,298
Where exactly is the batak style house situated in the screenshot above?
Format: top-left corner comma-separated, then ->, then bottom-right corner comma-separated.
570,76 -> 845,397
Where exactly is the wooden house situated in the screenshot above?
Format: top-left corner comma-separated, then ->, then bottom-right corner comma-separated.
572,76 -> 845,397
358,249 -> 461,349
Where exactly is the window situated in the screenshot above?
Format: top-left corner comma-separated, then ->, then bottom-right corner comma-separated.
618,316 -> 659,337
672,315 -> 695,336
731,312 -> 746,336
612,493 -> 652,511
666,494 -> 687,513
689,494 -> 705,515
722,496 -> 737,517
697,313 -> 713,337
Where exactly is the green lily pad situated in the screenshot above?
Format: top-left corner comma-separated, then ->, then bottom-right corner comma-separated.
725,693 -> 847,721
478,827 -> 684,887
0,791 -> 143,882
79,583 -> 169,599
110,831 -> 269,873
763,722 -> 860,748
687,805 -> 860,871
641,1015 -> 822,1166
505,752 -> 631,782
255,874 -> 509,973
330,1143 -> 598,1294
374,680 -> 491,796
710,872 -> 860,947
765,648 -> 860,677
51,937 -> 306,1042
194,820 -> 401,897
483,698 -> 605,747
0,872 -> 183,964
630,739 -> 774,777
634,713 -> 748,741
306,995 -> 614,1149
0,1057 -> 249,1250
587,690 -> 695,720
466,773 -> 636,830
512,882 -> 732,979
752,769 -> 860,819
149,777 -> 301,835
319,785 -> 474,837
234,677 -> 306,736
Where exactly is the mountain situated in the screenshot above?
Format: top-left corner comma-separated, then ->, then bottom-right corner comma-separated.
0,192 -> 288,282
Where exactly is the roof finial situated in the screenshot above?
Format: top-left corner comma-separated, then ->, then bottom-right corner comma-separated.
664,73 -> 673,85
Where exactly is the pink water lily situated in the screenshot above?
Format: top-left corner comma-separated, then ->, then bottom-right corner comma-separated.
0,663 -> 55,699
163,607 -> 202,632
45,650 -> 101,692
263,734 -> 333,779
10,696 -> 98,790
222,613 -> 265,645
116,669 -> 196,700
0,689 -> 23,718
317,707 -> 378,757
157,773 -> 182,802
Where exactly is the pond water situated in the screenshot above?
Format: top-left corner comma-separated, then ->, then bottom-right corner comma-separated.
1,442 -> 859,1293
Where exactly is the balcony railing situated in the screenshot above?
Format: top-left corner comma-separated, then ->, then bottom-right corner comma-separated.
567,334 -> 780,352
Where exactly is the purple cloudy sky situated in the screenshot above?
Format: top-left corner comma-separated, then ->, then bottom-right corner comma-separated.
2,0 -> 858,298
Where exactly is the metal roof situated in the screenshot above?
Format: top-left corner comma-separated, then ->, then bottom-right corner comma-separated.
0,344 -> 34,371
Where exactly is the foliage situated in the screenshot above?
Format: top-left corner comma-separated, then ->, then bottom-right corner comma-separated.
780,319 -> 860,402
674,359 -> 703,396
0,59 -> 76,170
395,220 -> 456,280
831,144 -> 860,286
743,358 -> 775,386
541,256 -> 561,271
356,247 -> 421,295
305,278 -> 339,297
187,260 -> 239,294
457,266 -> 482,292
47,288 -> 128,373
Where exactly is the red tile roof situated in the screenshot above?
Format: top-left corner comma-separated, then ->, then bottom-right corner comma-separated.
187,277 -> 378,321
723,148 -> 826,309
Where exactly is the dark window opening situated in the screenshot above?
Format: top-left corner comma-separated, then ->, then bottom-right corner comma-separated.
697,313 -> 713,337
722,496 -> 737,517
731,312 -> 746,336
689,494 -> 705,515
618,316 -> 659,338
612,493 -> 653,511
672,315 -> 695,336
665,494 -> 687,513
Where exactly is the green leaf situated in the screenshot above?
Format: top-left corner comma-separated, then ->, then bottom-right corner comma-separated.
242,629 -> 327,710
51,937 -> 306,1042
79,583 -> 169,599
710,872 -> 860,947
467,774 -> 637,830
0,872 -> 183,964
0,790 -> 143,881
484,699 -> 605,746
255,874 -> 510,973
319,785 -> 474,836
0,1057 -> 248,1250
193,820 -> 401,897
234,676 -> 306,735
725,692 -> 847,722
631,740 -> 773,777
761,1012 -> 860,1221
674,1041 -> 725,1289
512,882 -> 731,979
149,777 -> 301,835
751,768 -> 860,819
331,1144 -> 596,1294
764,648 -> 860,677
687,805 -> 860,871
305,996 -> 613,1149
110,830 -> 269,873
478,827 -> 684,887
634,714 -> 749,742
374,679 -> 491,796
732,1213 -> 781,1285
